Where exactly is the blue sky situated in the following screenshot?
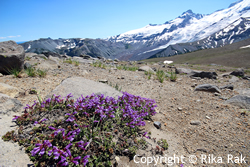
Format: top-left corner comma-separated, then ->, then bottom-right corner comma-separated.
0,0 -> 237,42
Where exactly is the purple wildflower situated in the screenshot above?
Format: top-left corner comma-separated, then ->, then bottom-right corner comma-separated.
31,140 -> 52,157
12,115 -> 20,121
82,155 -> 90,166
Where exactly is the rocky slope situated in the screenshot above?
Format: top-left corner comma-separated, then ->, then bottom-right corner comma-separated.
0,53 -> 249,166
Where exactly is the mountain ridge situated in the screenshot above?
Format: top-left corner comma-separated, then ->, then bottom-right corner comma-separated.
21,0 -> 250,61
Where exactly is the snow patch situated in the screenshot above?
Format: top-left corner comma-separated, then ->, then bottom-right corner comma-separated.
240,45 -> 250,49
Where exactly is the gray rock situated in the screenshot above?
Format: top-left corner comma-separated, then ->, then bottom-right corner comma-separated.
42,51 -> 62,58
177,107 -> 183,111
175,68 -> 194,75
99,79 -> 108,83
0,93 -> 23,115
243,76 -> 250,80
220,72 -> 231,78
80,55 -> 92,59
219,84 -> 234,90
48,55 -> 60,63
195,84 -> 221,93
72,57 -> 93,64
137,61 -> 145,64
0,73 -> 3,77
190,121 -> 201,125
114,58 -> 119,62
0,40 -> 25,74
229,76 -> 239,83
235,89 -> 250,96
36,54 -> 47,60
214,92 -> 221,96
0,83 -> 19,98
25,52 -> 37,58
154,121 -> 161,129
46,77 -> 122,100
24,62 -> 32,69
138,66 -> 155,74
230,68 -> 244,77
176,68 -> 217,79
225,95 -> 250,109
191,71 -> 217,79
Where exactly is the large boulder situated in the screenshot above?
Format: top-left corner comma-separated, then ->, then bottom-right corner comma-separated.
0,83 -> 19,98
46,77 -> 122,100
0,93 -> 23,115
0,41 -> 25,74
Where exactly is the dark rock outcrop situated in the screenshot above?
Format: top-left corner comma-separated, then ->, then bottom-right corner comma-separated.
0,41 -> 25,74
191,71 -> 217,79
42,51 -> 62,58
230,68 -> 244,77
195,84 -> 221,93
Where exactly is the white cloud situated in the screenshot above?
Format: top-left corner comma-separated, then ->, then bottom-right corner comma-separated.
0,35 -> 21,39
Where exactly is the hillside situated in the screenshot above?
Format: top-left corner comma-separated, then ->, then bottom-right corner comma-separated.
0,53 -> 249,166
143,38 -> 250,68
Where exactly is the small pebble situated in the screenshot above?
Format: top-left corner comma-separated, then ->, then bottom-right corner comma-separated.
177,107 -> 182,111
154,121 -> 161,129
190,121 -> 201,125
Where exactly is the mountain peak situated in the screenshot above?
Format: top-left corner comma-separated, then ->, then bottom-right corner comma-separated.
181,9 -> 194,15
229,0 -> 243,8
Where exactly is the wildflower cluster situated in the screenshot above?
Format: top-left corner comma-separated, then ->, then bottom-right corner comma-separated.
3,92 -> 157,166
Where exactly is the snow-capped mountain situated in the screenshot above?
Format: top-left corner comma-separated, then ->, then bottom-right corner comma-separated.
107,0 -> 250,60
21,0 -> 250,60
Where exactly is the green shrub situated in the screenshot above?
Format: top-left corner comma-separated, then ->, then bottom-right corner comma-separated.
63,58 -> 73,64
170,71 -> 177,82
25,67 -> 36,77
156,70 -> 165,83
5,67 -> 22,78
37,69 -> 47,78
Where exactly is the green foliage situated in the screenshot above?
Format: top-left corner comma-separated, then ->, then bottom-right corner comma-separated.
156,70 -> 165,83
25,67 -> 36,77
63,58 -> 73,64
37,69 -> 47,78
25,56 -> 31,61
144,71 -> 154,80
170,71 -> 177,82
74,60 -> 80,66
218,69 -> 226,72
157,138 -> 169,150
108,82 -> 122,91
5,67 -> 21,78
116,65 -> 138,71
2,130 -> 15,141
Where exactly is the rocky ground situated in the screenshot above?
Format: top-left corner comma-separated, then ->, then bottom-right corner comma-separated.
0,55 -> 249,167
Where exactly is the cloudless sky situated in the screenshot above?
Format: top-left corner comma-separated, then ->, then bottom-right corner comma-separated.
0,0 -> 238,42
